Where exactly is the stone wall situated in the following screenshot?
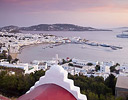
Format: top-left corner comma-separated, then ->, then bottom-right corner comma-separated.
115,87 -> 128,99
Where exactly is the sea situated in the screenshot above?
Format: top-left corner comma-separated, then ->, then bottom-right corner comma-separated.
18,29 -> 128,64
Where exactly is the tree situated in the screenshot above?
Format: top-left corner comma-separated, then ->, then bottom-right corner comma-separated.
62,59 -> 66,64
115,97 -> 124,100
94,76 -> 104,83
110,65 -> 117,72
0,50 -> 8,59
1,75 -> 18,96
110,63 -> 120,72
12,58 -> 19,64
7,55 -> 12,63
33,70 -> 45,81
68,63 -> 73,66
0,69 -> 119,99
88,92 -> 99,100
87,63 -> 93,66
2,50 -> 7,58
95,65 -> 100,71
105,74 -> 116,95
99,94 -> 106,100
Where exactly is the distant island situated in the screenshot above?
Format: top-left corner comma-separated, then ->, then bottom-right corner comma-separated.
0,24 -> 112,32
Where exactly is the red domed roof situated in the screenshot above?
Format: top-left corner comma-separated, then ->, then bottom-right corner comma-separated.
0,95 -> 10,100
18,84 -> 77,100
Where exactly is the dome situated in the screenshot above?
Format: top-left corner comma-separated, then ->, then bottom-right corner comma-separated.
18,84 -> 77,100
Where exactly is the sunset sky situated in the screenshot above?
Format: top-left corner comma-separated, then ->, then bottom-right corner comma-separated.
0,0 -> 128,28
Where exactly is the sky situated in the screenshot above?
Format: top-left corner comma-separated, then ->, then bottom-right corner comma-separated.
0,0 -> 128,28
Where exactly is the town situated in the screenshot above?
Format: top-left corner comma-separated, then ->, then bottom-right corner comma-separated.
0,31 -> 128,100
1,53 -> 128,78
0,31 -> 122,57
0,31 -> 127,77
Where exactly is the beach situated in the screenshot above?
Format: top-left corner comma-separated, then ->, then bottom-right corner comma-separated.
11,42 -> 50,59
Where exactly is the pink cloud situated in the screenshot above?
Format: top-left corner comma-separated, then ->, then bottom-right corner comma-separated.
1,0 -> 128,13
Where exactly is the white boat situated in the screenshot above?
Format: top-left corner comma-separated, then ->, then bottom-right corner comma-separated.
81,45 -> 86,49
85,42 -> 99,46
49,45 -> 53,48
111,46 -> 117,50
117,32 -> 128,38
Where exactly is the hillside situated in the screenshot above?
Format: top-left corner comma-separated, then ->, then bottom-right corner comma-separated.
0,25 -> 20,33
0,24 -> 112,32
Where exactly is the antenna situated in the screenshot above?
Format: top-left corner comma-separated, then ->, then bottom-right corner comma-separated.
55,54 -> 59,65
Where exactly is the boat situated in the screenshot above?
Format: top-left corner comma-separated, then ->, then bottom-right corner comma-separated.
42,47 -> 45,49
81,45 -> 86,49
49,45 -> 53,48
52,44 -> 58,46
85,42 -> 99,46
100,44 -> 110,47
117,34 -> 128,38
115,46 -> 123,49
53,43 -> 62,46
116,32 -> 128,38
111,46 -> 117,50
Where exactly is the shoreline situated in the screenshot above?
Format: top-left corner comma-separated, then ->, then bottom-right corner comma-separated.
11,42 -> 51,59
18,42 -> 50,54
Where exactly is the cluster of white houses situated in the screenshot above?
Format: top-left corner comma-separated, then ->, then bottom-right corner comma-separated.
1,57 -> 128,99
0,31 -> 122,59
0,56 -> 128,79
0,32 -> 87,56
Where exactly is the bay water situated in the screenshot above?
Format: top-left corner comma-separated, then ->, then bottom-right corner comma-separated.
18,30 -> 128,64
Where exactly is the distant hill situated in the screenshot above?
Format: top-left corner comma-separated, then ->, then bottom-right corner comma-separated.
112,27 -> 128,32
20,24 -> 98,31
118,27 -> 128,32
116,27 -> 128,29
0,24 -> 112,32
0,25 -> 20,33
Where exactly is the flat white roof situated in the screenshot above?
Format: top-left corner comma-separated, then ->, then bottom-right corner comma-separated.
116,76 -> 128,89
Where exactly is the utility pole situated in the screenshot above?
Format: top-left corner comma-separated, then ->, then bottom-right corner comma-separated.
74,67 -> 75,75
8,45 -> 10,56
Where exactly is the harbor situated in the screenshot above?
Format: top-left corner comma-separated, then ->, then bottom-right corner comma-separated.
0,30 -> 127,64
17,30 -> 127,64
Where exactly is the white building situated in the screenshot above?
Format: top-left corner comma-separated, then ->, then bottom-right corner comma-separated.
72,58 -> 87,67
0,47 -> 8,53
38,62 -> 48,71
100,65 -> 110,73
